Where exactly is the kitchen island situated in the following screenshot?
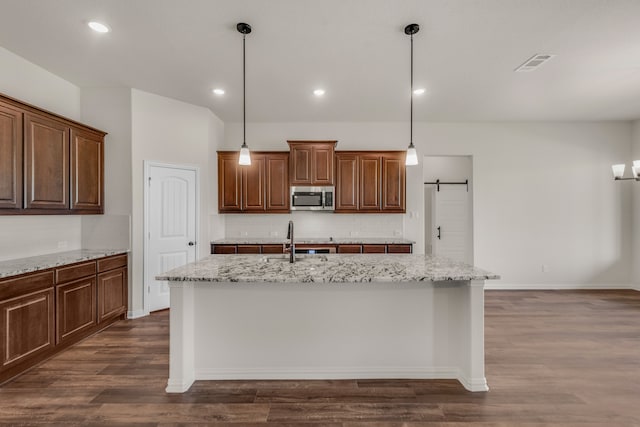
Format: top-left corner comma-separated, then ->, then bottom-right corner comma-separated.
157,254 -> 499,393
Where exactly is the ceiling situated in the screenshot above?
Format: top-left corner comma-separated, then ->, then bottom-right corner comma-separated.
1,0 -> 640,122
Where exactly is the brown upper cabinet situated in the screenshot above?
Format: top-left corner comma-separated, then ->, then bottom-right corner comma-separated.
287,140 -> 335,186
335,151 -> 406,213
0,93 -> 106,215
0,103 -> 23,209
218,151 -> 290,213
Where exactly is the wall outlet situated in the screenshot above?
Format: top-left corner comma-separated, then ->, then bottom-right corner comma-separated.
350,231 -> 359,237
541,264 -> 549,273
393,230 -> 402,236
269,231 -> 278,237
57,240 -> 68,249
240,231 -> 248,237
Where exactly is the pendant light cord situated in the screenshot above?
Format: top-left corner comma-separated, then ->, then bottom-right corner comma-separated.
243,33 -> 246,145
410,33 -> 413,145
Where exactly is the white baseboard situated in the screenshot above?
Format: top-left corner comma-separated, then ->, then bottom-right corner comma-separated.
194,367 -> 486,392
485,283 -> 635,290
166,377 -> 195,393
196,366 -> 459,380
127,309 -> 148,319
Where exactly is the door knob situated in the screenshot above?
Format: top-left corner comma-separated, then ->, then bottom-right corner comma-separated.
188,241 -> 196,246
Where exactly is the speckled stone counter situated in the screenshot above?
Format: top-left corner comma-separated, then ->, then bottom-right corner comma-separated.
157,254 -> 498,283
160,253 -> 498,395
211,237 -> 415,245
0,249 -> 129,279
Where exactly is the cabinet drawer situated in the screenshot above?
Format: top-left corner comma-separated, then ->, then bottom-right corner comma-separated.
0,270 -> 54,301
212,245 -> 237,254
362,244 -> 386,253
338,244 -> 362,253
387,244 -> 412,253
262,244 -> 284,254
55,261 -> 96,284
97,254 -> 127,273
237,245 -> 261,254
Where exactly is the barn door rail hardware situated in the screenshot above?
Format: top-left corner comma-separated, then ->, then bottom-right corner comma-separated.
424,179 -> 469,192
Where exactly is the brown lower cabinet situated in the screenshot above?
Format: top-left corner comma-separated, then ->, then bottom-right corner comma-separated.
211,243 -> 412,254
0,253 -> 128,384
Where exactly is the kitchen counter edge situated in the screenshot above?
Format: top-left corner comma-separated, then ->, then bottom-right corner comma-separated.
0,249 -> 130,279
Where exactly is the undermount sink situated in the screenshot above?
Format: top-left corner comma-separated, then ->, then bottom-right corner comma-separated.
261,255 -> 328,263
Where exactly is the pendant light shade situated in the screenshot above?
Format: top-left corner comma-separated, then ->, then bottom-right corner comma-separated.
237,22 -> 252,165
405,23 -> 420,166
406,142 -> 418,166
612,160 -> 640,181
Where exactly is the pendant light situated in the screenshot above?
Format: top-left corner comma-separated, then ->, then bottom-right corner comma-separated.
612,160 -> 640,181
404,23 -> 419,166
237,22 -> 252,165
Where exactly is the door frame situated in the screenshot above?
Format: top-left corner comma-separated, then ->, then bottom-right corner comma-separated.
143,160 -> 200,315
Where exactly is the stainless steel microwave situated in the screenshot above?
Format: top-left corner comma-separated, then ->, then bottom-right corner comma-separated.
290,186 -> 334,211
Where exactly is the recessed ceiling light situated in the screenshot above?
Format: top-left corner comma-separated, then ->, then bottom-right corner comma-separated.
212,88 -> 225,95
413,88 -> 426,95
313,89 -> 325,96
88,21 -> 110,33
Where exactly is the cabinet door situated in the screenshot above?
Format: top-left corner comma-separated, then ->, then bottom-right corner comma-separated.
289,144 -> 312,185
97,267 -> 127,323
0,288 -> 54,370
70,128 -> 104,212
359,155 -> 381,211
24,113 -> 69,210
312,145 -> 334,185
242,154 -> 265,211
335,153 -> 358,212
266,153 -> 290,212
0,103 -> 23,209
218,152 -> 242,212
56,277 -> 97,345
381,153 -> 405,212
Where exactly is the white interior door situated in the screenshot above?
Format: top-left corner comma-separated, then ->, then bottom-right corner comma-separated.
145,163 -> 197,312
432,185 -> 471,264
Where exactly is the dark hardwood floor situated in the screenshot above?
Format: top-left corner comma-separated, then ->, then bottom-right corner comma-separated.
0,289 -> 639,426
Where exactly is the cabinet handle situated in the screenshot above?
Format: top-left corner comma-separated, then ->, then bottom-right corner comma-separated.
437,226 -> 441,240
188,241 -> 196,246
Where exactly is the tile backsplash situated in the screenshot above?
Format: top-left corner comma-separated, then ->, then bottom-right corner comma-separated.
224,212 -> 404,239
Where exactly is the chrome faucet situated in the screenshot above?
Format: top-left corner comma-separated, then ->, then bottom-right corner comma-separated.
285,220 -> 295,263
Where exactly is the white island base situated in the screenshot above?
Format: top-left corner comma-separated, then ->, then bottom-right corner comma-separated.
166,280 -> 488,393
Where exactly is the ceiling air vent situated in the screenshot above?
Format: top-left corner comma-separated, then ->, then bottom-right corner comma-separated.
514,54 -> 555,72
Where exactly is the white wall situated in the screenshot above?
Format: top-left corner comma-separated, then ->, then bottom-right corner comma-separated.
0,47 -> 83,261
225,121 -> 633,288
130,89 -> 223,315
632,120 -> 640,290
80,87 -> 133,251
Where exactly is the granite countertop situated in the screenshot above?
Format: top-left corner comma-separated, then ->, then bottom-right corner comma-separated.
157,254 -> 499,283
211,237 -> 415,245
0,249 -> 129,279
